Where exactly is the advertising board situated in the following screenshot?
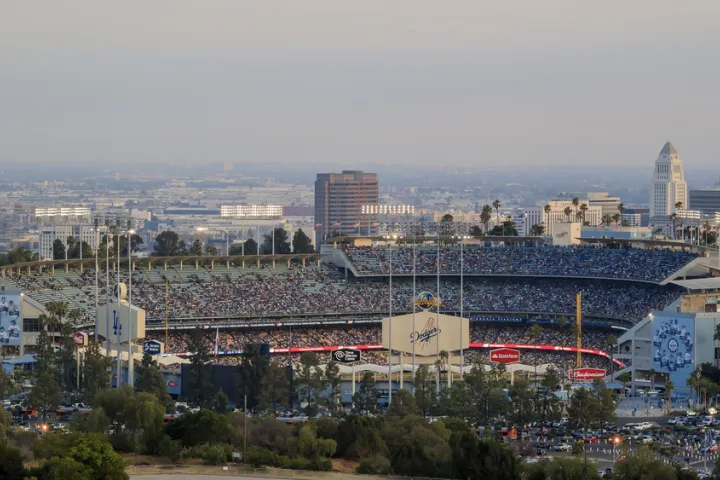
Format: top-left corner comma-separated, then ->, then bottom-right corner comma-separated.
0,292 -> 21,346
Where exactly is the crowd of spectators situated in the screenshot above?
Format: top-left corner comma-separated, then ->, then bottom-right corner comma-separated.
5,262 -> 680,325
342,244 -> 698,283
145,323 -> 617,362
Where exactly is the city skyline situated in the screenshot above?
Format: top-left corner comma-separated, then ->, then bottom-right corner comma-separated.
1,1 -> 719,168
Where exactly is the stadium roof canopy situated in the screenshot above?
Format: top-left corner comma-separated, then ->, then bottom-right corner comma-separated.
671,278 -> 720,291
579,237 -> 713,253
326,235 -> 547,244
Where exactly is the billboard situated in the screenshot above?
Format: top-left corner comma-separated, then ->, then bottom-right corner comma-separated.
0,292 -> 21,346
490,348 -> 520,364
570,368 -> 606,382
652,315 -> 694,389
381,311 -> 470,356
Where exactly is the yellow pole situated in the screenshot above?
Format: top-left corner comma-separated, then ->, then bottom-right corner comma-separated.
165,279 -> 169,347
576,292 -> 582,369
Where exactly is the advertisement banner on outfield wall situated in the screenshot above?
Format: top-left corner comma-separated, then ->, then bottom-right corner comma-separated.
381,311 -> 469,356
0,292 -> 21,346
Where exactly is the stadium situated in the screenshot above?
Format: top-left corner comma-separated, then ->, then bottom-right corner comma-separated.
0,236 -> 717,402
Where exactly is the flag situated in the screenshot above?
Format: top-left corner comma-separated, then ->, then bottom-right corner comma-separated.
214,327 -> 219,358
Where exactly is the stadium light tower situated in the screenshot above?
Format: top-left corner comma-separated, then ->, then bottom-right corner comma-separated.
127,228 -> 136,388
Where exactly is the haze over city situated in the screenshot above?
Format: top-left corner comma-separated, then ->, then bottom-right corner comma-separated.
2,0 -> 720,172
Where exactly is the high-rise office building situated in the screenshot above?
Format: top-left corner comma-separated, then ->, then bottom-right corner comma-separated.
689,182 -> 720,215
314,170 -> 379,242
650,142 -> 687,222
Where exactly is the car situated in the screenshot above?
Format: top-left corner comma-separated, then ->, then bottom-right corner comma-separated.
634,422 -> 653,431
668,417 -> 681,425
552,419 -> 569,428
686,410 -> 699,417
699,417 -> 714,427
638,435 -> 654,444
553,443 -> 573,452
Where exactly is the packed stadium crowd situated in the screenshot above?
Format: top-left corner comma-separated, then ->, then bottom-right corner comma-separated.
342,244 -> 698,282
145,323 -> 615,356
4,261 -> 680,325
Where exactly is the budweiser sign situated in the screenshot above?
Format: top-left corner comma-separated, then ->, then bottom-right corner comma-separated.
569,368 -> 606,381
490,348 -> 520,364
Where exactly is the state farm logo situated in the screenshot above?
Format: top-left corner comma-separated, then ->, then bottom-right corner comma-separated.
489,348 -> 520,364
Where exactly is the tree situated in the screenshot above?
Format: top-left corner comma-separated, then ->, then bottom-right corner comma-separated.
469,225 -> 483,238
536,366 -> 563,422
563,206 -> 573,223
260,362 -> 291,411
52,239 -> 66,260
606,335 -> 618,379
292,228 -> 315,254
566,387 -> 596,431
480,205 -> 492,233
153,231 -> 185,256
29,371 -> 63,426
0,367 -> 14,400
579,203 -> 589,225
189,239 -> 203,256
81,342 -> 113,402
324,360 -> 342,414
205,244 -> 218,256
186,329 -> 215,408
414,364 -> 433,417
39,455 -> 89,480
386,389 -> 418,418
296,352 -> 323,407
0,441 -> 26,480
613,446 -> 676,480
238,343 -> 271,411
243,238 -> 258,255
450,432 -> 519,480
492,199 -> 502,225
353,372 -> 378,414
135,353 -> 169,404
544,204 -> 551,226
508,377 -> 535,440
67,433 -> 129,479
336,414 -> 387,459
618,372 -> 632,393
612,213 -> 621,225
261,227 -> 291,255
530,224 -> 545,236
665,380 -> 674,414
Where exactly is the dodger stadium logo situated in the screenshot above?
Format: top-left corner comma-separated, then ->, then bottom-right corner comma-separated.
410,316 -> 440,352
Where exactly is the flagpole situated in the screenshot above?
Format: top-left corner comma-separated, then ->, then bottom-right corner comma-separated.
436,223 -> 440,394
460,235 -> 464,379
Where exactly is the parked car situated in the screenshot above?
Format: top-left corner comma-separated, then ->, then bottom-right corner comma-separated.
553,443 -> 573,452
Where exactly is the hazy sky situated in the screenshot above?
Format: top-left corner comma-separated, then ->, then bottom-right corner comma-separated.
2,0 -> 720,170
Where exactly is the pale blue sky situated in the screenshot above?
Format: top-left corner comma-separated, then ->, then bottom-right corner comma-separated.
1,0 -> 719,169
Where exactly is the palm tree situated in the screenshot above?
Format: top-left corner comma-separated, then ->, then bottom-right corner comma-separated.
617,372 -> 631,393
669,213 -> 678,239
648,369 -> 657,392
530,224 -> 545,236
67,308 -> 83,326
612,213 -> 621,226
543,204 -> 551,227
606,335 -> 617,379
46,301 -> 69,325
674,201 -> 685,236
480,205 -> 492,234
579,203 -> 588,225
617,202 -> 625,218
528,324 -> 543,343
492,199 -> 501,225
665,379 -> 674,414
563,206 -> 572,223
571,197 -> 579,218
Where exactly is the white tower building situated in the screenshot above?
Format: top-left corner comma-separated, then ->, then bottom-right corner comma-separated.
650,142 -> 687,222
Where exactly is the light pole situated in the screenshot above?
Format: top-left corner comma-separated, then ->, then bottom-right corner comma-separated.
94,219 -> 99,343
127,228 -> 136,388
387,235 -> 394,405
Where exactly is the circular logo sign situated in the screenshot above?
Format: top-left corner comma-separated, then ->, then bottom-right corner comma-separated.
415,292 -> 440,309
